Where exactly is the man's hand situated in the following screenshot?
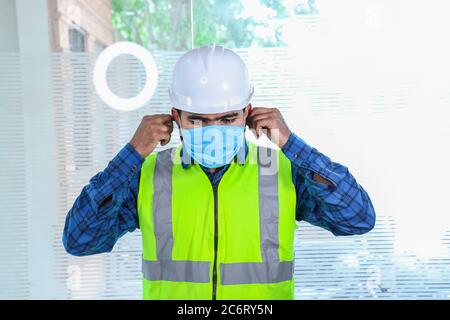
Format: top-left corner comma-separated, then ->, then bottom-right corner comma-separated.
130,114 -> 174,158
247,107 -> 292,149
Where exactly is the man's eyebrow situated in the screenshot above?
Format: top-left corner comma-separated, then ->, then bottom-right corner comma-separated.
187,112 -> 239,121
187,115 -> 209,121
218,112 -> 239,119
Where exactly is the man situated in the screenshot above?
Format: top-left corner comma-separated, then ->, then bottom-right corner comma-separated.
63,44 -> 375,300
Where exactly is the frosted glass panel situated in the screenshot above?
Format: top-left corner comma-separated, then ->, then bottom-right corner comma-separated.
1,0 -> 450,299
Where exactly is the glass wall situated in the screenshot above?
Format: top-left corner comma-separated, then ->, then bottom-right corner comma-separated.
1,0 -> 449,299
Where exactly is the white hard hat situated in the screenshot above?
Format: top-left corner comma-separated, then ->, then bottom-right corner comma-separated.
169,44 -> 254,114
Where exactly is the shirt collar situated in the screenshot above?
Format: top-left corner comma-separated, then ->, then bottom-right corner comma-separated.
180,140 -> 248,169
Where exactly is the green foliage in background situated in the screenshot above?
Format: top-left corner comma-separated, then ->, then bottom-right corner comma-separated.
192,0 -> 288,48
111,0 -> 298,50
112,0 -> 192,50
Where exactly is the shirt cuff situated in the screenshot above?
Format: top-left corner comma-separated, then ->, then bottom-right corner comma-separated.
282,132 -> 315,165
108,143 -> 145,176
93,143 -> 144,205
282,133 -> 339,188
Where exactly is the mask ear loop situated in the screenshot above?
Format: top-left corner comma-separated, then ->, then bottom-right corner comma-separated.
174,109 -> 184,142
178,124 -> 183,142
178,123 -> 192,165
243,107 -> 250,136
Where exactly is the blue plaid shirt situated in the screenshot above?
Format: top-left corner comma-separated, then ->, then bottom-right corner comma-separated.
62,133 -> 376,256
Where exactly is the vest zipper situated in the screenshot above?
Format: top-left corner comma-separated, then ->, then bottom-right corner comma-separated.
212,183 -> 219,300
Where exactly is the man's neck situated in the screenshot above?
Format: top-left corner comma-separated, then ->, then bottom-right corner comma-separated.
207,166 -> 222,174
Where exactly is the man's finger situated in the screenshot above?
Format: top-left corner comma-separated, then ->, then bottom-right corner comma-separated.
252,117 -> 274,130
248,114 -> 273,127
248,107 -> 275,117
159,131 -> 172,146
250,127 -> 259,139
149,114 -> 174,124
156,123 -> 173,133
162,118 -> 174,127
253,118 -> 274,137
247,108 -> 276,127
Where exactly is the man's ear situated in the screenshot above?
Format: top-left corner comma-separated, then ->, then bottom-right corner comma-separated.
171,107 -> 181,128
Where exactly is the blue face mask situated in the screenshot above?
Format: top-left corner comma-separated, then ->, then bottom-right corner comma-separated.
181,125 -> 245,168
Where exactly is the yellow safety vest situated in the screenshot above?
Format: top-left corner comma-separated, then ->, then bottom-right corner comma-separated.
137,142 -> 297,299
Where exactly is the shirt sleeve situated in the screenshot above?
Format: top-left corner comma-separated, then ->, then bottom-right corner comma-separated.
282,133 -> 376,236
62,143 -> 144,256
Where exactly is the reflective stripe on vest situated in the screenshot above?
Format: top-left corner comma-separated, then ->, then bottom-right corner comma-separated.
143,147 -> 211,282
220,147 -> 293,284
142,145 -> 294,284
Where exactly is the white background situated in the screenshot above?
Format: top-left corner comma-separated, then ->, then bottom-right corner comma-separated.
1,0 -> 449,299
